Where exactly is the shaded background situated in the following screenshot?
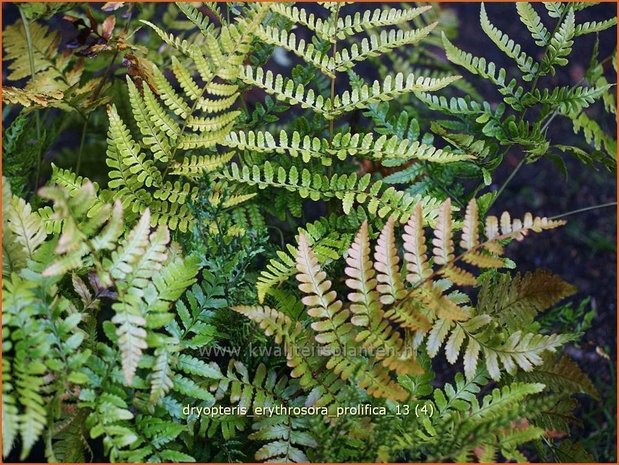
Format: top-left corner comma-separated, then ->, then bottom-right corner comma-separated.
448,3 -> 617,460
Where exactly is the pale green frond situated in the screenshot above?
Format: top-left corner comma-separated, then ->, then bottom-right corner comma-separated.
333,25 -> 436,72
542,8 -> 575,73
255,26 -> 333,77
170,152 -> 234,178
525,84 -> 613,116
442,33 -> 525,109
239,66 -> 329,116
107,104 -> 162,189
516,3 -> 551,46
330,132 -> 472,163
328,73 -> 461,119
480,3 -> 539,81
335,6 -> 432,40
127,77 -> 172,163
223,130 -> 329,164
267,4 -> 333,41
575,17 -> 617,36
7,195 -> 47,261
140,20 -> 193,55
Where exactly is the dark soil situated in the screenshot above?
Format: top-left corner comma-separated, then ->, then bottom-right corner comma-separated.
446,3 -> 617,460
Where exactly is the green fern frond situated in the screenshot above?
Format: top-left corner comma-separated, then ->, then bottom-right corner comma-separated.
219,161 -> 430,221
332,25 -> 437,72
169,152 -> 234,179
6,191 -> 47,267
239,66 -> 330,116
267,4 -> 334,41
574,17 -> 617,36
542,8 -> 575,73
525,84 -> 613,115
335,6 -> 433,40
329,73 -> 461,119
442,33 -> 525,109
572,111 -> 617,158
480,4 -> 539,81
516,3 -> 551,46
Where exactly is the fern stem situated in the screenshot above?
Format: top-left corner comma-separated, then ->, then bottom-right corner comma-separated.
494,157 -> 525,201
19,7 -> 43,189
549,201 -> 617,220
76,119 -> 89,176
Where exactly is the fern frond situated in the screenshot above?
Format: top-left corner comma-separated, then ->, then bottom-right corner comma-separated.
575,17 -> 617,36
333,25 -> 436,72
107,104 -> 163,189
175,2 -> 215,37
150,349 -> 174,404
478,270 -> 576,331
106,210 -> 153,283
415,92 -> 504,120
328,73 -> 461,119
127,78 -> 173,163
374,217 -> 405,305
296,234 -> 351,348
267,4 -> 333,41
433,310 -> 571,381
330,132 -> 472,163
525,84 -> 613,115
432,198 -> 455,266
481,4 -> 539,81
255,26 -> 334,78
335,6 -> 432,40
2,358 -> 19,458
516,3 -> 551,46
256,211 -> 368,303
345,221 -> 380,328
224,130 -> 468,166
223,130 -> 329,164
403,203 -> 432,286
442,33 -> 525,109
3,21 -> 60,80
517,353 -> 599,399
169,152 -> 234,179
140,20 -> 193,56
542,8 -> 575,73
219,162 -> 425,221
239,66 -> 330,116
572,110 -> 618,158
471,382 -> 546,419
112,217 -> 170,385
7,194 -> 47,262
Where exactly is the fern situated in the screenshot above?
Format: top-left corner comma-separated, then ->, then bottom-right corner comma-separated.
236,197 -> 568,409
477,269 -> 576,331
205,361 -> 315,462
542,8 -> 575,73
219,161 -> 441,221
3,179 -> 47,276
98,4 -> 270,232
516,3 -> 551,47
2,3 -> 613,462
2,20 -> 109,112
430,1 -> 616,178
480,4 -> 539,81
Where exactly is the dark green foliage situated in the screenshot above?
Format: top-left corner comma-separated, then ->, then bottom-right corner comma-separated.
2,2 -> 615,463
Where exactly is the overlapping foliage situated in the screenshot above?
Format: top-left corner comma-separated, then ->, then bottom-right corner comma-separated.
2,2 -> 615,463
